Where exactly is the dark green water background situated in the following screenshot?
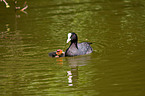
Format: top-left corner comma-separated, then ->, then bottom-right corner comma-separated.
0,0 -> 145,96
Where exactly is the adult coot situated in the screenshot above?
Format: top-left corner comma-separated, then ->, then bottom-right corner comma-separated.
65,33 -> 93,56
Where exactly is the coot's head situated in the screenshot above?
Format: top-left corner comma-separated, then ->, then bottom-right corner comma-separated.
56,49 -> 63,56
67,33 -> 78,43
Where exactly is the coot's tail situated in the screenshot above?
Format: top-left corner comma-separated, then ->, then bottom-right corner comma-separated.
87,42 -> 92,44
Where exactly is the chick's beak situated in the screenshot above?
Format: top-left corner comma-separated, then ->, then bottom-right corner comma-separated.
56,49 -> 63,55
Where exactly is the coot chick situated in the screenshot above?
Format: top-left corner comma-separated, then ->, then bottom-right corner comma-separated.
49,49 -> 65,57
65,33 -> 93,56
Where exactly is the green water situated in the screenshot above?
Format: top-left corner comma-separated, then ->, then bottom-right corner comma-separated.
0,0 -> 145,96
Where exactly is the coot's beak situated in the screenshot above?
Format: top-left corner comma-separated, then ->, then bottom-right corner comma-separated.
66,33 -> 72,43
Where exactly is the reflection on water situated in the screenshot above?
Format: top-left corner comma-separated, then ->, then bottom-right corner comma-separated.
55,56 -> 91,87
66,56 -> 91,87
0,0 -> 145,96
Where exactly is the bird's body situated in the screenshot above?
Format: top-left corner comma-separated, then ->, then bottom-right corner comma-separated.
49,49 -> 65,57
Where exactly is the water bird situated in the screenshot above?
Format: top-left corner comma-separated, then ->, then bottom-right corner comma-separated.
49,49 -> 65,57
65,33 -> 93,56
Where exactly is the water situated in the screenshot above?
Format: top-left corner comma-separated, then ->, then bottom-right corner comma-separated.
0,0 -> 145,96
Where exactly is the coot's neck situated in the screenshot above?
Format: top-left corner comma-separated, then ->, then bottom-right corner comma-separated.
70,41 -> 78,49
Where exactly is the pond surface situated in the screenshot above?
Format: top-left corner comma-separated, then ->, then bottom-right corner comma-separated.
0,0 -> 145,96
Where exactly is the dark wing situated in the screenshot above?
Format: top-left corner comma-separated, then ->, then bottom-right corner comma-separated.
77,42 -> 93,55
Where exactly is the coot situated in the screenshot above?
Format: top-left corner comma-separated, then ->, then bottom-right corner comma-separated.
65,33 -> 93,56
49,49 -> 65,57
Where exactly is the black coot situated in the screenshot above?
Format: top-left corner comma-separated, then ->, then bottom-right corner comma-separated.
65,33 -> 93,56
